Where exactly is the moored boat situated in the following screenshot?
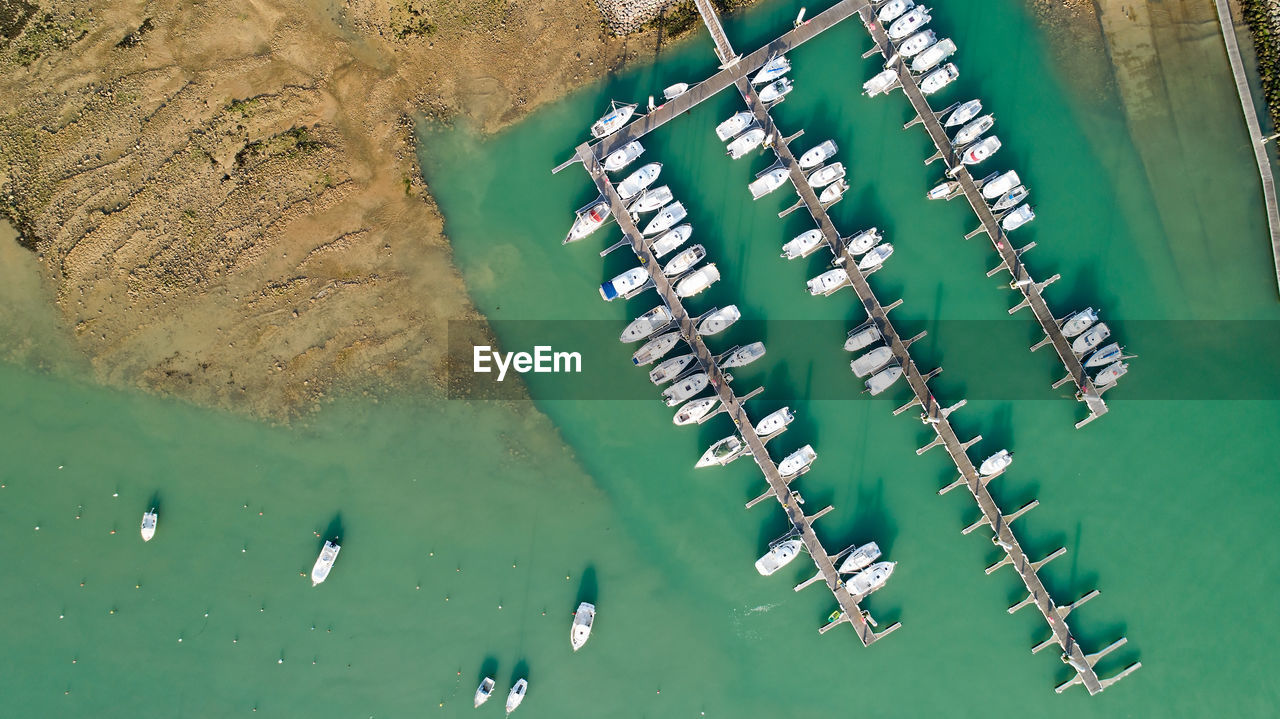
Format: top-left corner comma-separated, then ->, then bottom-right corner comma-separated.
571,602 -> 595,651
696,435 -> 747,468
858,243 -> 894,271
920,62 -> 958,95
754,406 -> 795,437
650,352 -> 696,384
599,266 -> 650,301
838,542 -> 882,574
845,322 -> 882,352
727,126 -> 766,159
749,167 -> 789,199
807,268 -> 849,296
782,229 -> 825,259
652,224 -> 693,257
944,99 -> 982,127
758,77 -> 794,104
633,331 -> 681,366
798,140 -> 838,169
642,201 -> 687,236
1083,342 -> 1122,369
720,341 -> 766,369
674,263 -> 720,297
845,561 -> 895,597
627,185 -> 672,215
778,444 -> 817,477
878,0 -> 914,23
850,345 -> 894,377
696,305 -> 741,336
663,83 -> 689,101
1072,322 -> 1110,355
926,179 -> 961,201
311,540 -> 340,586
806,162 -> 846,188
888,7 -> 931,41
1060,308 -> 1099,337
475,677 -> 496,708
662,372 -> 709,407
662,244 -> 707,277
616,162 -> 661,200
960,135 -> 1000,165
898,29 -> 936,57
952,114 -> 994,147
602,140 -> 644,172
755,538 -> 804,576
846,227 -> 881,255
910,38 -> 955,74
591,101 -> 637,139
1092,360 -> 1129,386
620,305 -> 673,343
979,449 -> 1012,476
819,179 -> 848,204
863,67 -> 899,97
980,169 -> 1019,199
564,201 -> 611,244
866,364 -> 903,395
674,396 -> 720,425
1001,204 -> 1034,231
140,509 -> 157,542
751,54 -> 791,85
991,185 -> 1028,213
506,679 -> 527,715
716,112 -> 754,142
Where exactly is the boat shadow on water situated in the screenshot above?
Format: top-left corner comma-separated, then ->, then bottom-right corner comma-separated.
147,490 -> 162,514
576,565 -> 598,606
318,512 -> 345,547
508,659 -> 530,690
479,656 -> 500,686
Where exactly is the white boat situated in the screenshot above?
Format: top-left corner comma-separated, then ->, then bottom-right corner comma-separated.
845,322 -> 882,352
846,227 -> 881,255
961,136 -> 1000,165
1060,308 -> 1099,337
721,341 -> 766,368
140,509 -> 157,542
602,140 -> 644,172
662,372 -> 708,406
1072,322 -> 1110,355
807,162 -> 846,188
863,67 -> 899,97
927,180 -> 960,200
749,167 -> 789,199
633,330 -> 681,366
777,444 -> 817,477
599,266 -> 650,301
782,229 -> 824,259
591,101 -> 637,139
819,179 -> 848,204
696,435 -> 746,468
674,396 -> 720,425
715,111 -> 754,141
475,677 -> 496,708
991,185 -> 1028,213
865,365 -> 903,395
755,538 -> 804,576
754,406 -> 794,437
727,127 -> 766,159
920,62 -> 959,95
674,263 -> 719,297
642,201 -> 687,236
627,185 -> 672,214
851,345 -> 894,377
663,244 -> 707,277
697,305 -> 741,336
620,305 -> 673,343
311,540 -> 340,587
838,542 -> 881,574
888,7 -> 931,41
650,353 -> 696,384
1001,204 -> 1034,231
807,268 -> 849,296
952,114 -> 994,147
945,99 -> 982,127
1092,360 -> 1129,386
858,243 -> 894,271
898,29 -> 936,57
979,449 -> 1012,477
663,83 -> 689,101
758,78 -> 793,105
506,679 -> 527,714
910,38 -> 955,74
652,224 -> 693,257
980,169 -> 1019,199
616,162 -> 661,200
571,602 -> 595,651
845,561 -> 895,597
878,0 -> 914,24
752,54 -> 791,85
564,201 -> 611,244
1083,342 -> 1122,369
798,140 -> 838,169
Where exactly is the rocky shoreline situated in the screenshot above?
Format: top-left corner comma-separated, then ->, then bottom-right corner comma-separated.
1240,0 -> 1280,143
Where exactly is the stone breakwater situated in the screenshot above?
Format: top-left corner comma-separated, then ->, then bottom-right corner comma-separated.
595,0 -> 675,35
1240,0 -> 1280,148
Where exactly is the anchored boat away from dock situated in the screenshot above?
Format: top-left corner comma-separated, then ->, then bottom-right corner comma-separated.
475,677 -> 496,708
140,509 -> 157,542
571,602 -> 596,651
311,540 -> 340,586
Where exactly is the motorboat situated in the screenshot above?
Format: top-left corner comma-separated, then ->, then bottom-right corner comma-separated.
602,140 -> 644,172
475,677 -> 496,708
798,140 -> 838,169
754,406 -> 795,437
1060,308 -> 1099,337
838,542 -> 881,574
927,179 -> 961,200
599,266 -> 650,301
898,29 -> 936,58
991,185 -> 1028,213
1092,360 -> 1129,386
674,263 -> 719,297
627,184 -> 672,214
506,679 -> 528,715
1083,342 -> 1123,369
858,243 -> 894,271
697,305 -> 741,336
960,135 -> 1000,165
749,167 -> 790,199
663,83 -> 689,101
721,341 -> 766,368
819,179 -> 848,204
140,509 -> 157,542
952,114 -> 994,147
674,396 -> 720,425
616,162 -> 661,200
652,224 -> 693,257
888,7 -> 932,41
650,353 -> 696,384
878,0 -> 914,24
715,111 -> 754,141
845,561 -> 895,597
777,444 -> 817,477
980,169 -> 1019,199
662,244 -> 707,277
564,201 -> 611,244
920,62 -> 959,95
944,99 -> 982,127
845,322 -> 882,352
846,227 -> 881,255
1001,204 -> 1034,231
1072,322 -> 1110,355
727,126 -> 766,159
590,101 -> 637,139
850,345 -> 894,377
571,602 -> 595,651
311,540 -> 340,586
662,372 -> 708,406
863,67 -> 899,97
758,77 -> 794,104
752,54 -> 791,85
782,229 -> 824,260
755,538 -> 804,576
620,305 -> 672,343
865,364 -> 903,395
633,331 -> 681,366
979,449 -> 1012,476
696,435 -> 747,468
807,268 -> 849,296
910,38 -> 955,74
642,201 -> 687,236
806,162 -> 846,188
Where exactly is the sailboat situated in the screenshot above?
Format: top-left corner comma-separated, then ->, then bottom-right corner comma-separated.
662,372 -> 709,406
777,445 -> 817,477
475,678 -> 496,708
858,243 -> 894,271
752,55 -> 791,85
980,170 -> 1020,199
960,136 -> 1001,165
727,126 -> 766,159
798,140 -> 838,169
944,99 -> 982,127
758,77 -> 794,104
632,330 -> 681,366
602,140 -> 644,172
1060,308 -> 1099,338
920,62 -> 959,95
865,365 -> 903,395
844,561 -> 895,597
564,201 -> 611,244
662,244 -> 707,277
651,224 -> 693,257
952,114 -> 994,147
590,101 -> 637,139
620,306 -> 673,343
898,29 -> 936,57
806,162 -> 846,188
846,228 -> 881,256
878,0 -> 914,23
616,162 -> 662,200
642,202 -> 687,236
696,305 -> 741,336
1092,360 -> 1129,386
627,185 -> 673,215
755,539 -> 804,576
927,179 -> 961,200
506,679 -> 528,714
850,345 -> 894,377
749,167 -> 790,199
716,111 -> 754,141
1083,342 -> 1123,369
910,38 -> 956,74
674,396 -> 721,425
650,353 -> 696,385
991,185 -> 1028,213
845,321 -> 882,352
888,7 -> 932,41
720,341 -> 766,369
807,268 -> 848,296
696,435 -> 747,468
598,266 -> 650,301
1072,322 -> 1110,355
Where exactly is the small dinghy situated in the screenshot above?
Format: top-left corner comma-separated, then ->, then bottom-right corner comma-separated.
650,353 -> 696,385
819,179 -> 848,204
758,78 -> 793,105
715,111 -> 754,141
1092,360 -> 1129,386
754,406 -> 795,437
807,162 -> 846,188
911,38 -> 955,74
865,364 -> 903,395
851,345 -> 894,377
752,55 -> 791,85
642,201 -> 687,236
599,266 -> 650,301
991,185 -> 1028,213
674,396 -> 720,425
140,509 -> 157,542
778,445 -> 817,477
591,101 -> 637,139
663,244 -> 707,277
662,372 -> 709,407
620,305 -> 673,343
920,62 -> 959,95
980,169 -> 1019,199
602,140 -> 644,172
878,0 -> 914,24
633,330 -> 680,366
961,135 -> 1000,165
755,538 -> 804,576
663,83 -> 689,101
697,305 -> 741,336
627,184 -> 672,214
807,268 -> 849,296
858,243 -> 894,271
616,162 -> 662,201
838,542 -> 882,574
475,677 -> 496,708
1060,308 -> 1099,338
945,99 -> 982,127
888,7 -> 932,41
927,180 -> 961,200
782,229 -> 825,259
979,449 -> 1013,477
798,140 -> 838,169
506,679 -> 528,715
674,263 -> 720,297
898,29 -> 936,57
845,561 -> 895,597
696,435 -> 746,468
1083,342 -> 1123,369
846,227 -> 881,255
952,114 -> 994,147
720,341 -> 766,368
1001,204 -> 1034,231
571,602 -> 596,651
727,126 -> 766,159
1072,322 -> 1110,355
311,540 -> 340,586
863,67 -> 899,97
564,201 -> 611,244
652,224 -> 693,257
749,167 -> 790,199
845,322 -> 882,352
